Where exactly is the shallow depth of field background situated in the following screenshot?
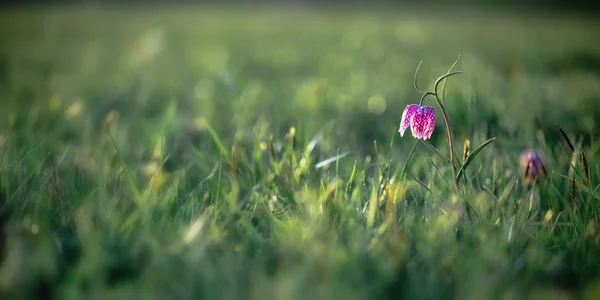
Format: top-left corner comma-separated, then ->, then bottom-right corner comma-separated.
1,1 -> 600,299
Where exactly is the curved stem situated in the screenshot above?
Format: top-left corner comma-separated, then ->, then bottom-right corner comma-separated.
419,91 -> 435,106
437,101 -> 457,180
420,90 -> 457,181
413,60 -> 424,93
434,72 -> 462,181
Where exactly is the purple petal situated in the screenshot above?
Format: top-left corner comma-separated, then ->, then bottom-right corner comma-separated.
520,149 -> 548,180
529,164 -> 540,178
399,104 -> 419,137
410,105 -> 436,139
421,106 -> 436,139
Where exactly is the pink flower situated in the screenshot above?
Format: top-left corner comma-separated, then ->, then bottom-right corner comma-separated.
399,104 -> 436,140
520,149 -> 548,183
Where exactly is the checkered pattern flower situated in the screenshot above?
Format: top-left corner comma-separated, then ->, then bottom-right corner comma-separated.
399,104 -> 436,140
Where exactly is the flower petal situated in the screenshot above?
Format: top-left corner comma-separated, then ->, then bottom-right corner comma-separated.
399,104 -> 418,137
520,149 -> 548,181
529,164 -> 540,178
409,105 -> 433,139
421,106 -> 436,139
409,113 -> 421,139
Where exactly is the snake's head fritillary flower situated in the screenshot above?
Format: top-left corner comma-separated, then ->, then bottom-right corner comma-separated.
520,149 -> 548,184
399,104 -> 436,140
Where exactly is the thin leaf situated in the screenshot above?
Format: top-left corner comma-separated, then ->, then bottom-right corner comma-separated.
0,127 -> 13,171
7,137 -> 47,170
456,137 -> 497,183
306,131 -> 322,155
366,181 -> 378,229
434,71 -> 463,96
552,171 -> 575,181
441,55 -> 461,104
413,60 -> 424,93
420,140 -> 459,171
407,172 -> 446,202
400,140 -> 419,180
204,121 -> 231,163
570,176 -> 577,208
315,152 -> 350,169
345,160 -> 357,196
373,140 -> 384,178
108,131 -> 143,207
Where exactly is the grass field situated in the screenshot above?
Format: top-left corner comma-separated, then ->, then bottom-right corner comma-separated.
1,5 -> 600,299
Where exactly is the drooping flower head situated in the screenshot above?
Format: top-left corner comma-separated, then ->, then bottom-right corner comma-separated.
399,104 -> 436,140
520,149 -> 548,184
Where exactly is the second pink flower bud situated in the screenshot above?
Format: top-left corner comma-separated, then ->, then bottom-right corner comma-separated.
520,149 -> 548,184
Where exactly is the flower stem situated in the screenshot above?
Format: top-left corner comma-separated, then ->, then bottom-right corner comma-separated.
420,91 -> 457,181
438,102 -> 458,180
436,71 -> 462,183
419,91 -> 435,106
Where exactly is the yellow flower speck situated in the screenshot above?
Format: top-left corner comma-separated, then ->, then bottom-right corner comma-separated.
149,169 -> 167,188
65,100 -> 84,119
544,209 -> 554,222
144,162 -> 160,176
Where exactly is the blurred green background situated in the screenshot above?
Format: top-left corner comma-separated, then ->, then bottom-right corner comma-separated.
1,2 -> 600,300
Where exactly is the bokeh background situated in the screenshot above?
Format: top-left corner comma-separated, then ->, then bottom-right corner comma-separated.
1,0 -> 600,299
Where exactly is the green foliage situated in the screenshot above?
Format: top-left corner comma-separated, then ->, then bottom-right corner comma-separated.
0,6 -> 600,300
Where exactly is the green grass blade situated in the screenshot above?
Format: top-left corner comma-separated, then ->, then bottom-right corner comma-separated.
441,55 -> 461,104
315,152 -> 350,169
204,121 -> 231,163
108,132 -> 141,201
420,140 -> 459,171
366,182 -> 378,230
455,137 -> 497,183
400,140 -> 419,180
345,160 -> 357,196
413,59 -> 424,93
306,131 -> 322,155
